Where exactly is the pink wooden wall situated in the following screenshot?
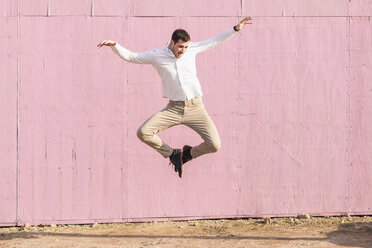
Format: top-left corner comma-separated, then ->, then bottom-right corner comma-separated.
1,0 -> 371,226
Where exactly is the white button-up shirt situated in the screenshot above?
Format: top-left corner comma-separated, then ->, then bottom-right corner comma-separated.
111,28 -> 237,101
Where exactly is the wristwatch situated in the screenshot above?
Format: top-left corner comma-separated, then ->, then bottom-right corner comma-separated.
233,25 -> 239,32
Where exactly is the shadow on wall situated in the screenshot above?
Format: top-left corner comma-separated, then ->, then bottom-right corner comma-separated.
0,222 -> 371,247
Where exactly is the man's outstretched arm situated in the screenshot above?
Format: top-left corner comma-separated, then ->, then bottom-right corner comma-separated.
192,17 -> 253,54
97,40 -> 155,64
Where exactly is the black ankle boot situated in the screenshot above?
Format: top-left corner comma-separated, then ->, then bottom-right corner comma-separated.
169,149 -> 183,177
182,145 -> 193,164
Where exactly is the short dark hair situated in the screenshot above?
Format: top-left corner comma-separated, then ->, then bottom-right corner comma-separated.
171,29 -> 190,44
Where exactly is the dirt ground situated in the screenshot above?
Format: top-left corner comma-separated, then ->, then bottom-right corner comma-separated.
1,216 -> 371,248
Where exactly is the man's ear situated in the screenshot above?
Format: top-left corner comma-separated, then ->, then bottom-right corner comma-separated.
170,40 -> 174,47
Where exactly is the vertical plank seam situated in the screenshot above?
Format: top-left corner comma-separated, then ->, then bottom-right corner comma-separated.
16,0 -> 20,226
240,0 -> 243,16
91,0 -> 94,17
125,15 -> 129,221
347,13 -> 351,214
47,1 -> 50,17
237,1 -> 241,214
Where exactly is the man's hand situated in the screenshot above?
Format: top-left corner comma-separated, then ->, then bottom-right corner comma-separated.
97,40 -> 117,48
234,17 -> 253,31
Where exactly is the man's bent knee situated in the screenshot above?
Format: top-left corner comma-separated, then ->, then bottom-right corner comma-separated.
208,140 -> 221,153
137,127 -> 147,141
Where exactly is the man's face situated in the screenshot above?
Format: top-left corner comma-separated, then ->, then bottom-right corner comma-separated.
170,39 -> 190,58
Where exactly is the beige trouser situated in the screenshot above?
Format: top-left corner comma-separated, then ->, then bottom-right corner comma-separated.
137,96 -> 221,159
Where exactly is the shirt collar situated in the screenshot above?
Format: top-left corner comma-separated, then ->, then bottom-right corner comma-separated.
164,41 -> 191,59
163,42 -> 175,57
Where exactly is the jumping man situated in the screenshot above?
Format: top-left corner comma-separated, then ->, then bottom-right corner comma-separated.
98,17 -> 253,178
